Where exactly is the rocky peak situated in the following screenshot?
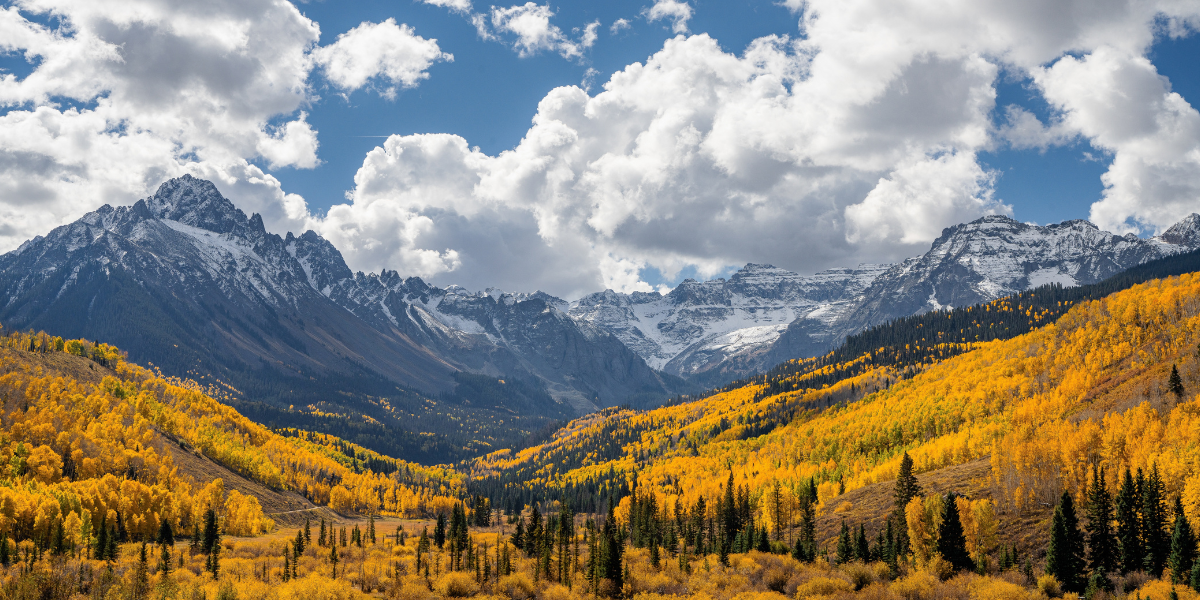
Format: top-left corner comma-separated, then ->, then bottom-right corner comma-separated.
1159,213 -> 1200,247
141,175 -> 249,235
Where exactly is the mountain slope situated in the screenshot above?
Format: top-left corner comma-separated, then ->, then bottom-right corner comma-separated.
469,269 -> 1200,541
572,214 -> 1200,386
0,176 -> 684,460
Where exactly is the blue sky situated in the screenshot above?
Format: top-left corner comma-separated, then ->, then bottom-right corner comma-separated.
275,0 -> 1197,232
3,0 -> 1200,296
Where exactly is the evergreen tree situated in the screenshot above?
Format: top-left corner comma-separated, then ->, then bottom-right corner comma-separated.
1191,557 -> 1200,592
369,515 -> 376,544
512,515 -> 526,550
330,543 -> 339,579
527,505 -> 543,557
201,509 -> 218,555
304,518 -> 311,546
893,452 -> 922,554
1048,491 -> 1086,593
1168,497 -> 1197,584
937,493 -> 973,572
1116,467 -> 1143,574
1169,364 -> 1185,400
159,541 -> 172,576
0,534 -> 9,567
435,512 -> 447,549
282,545 -> 291,582
96,516 -> 109,562
1144,465 -> 1169,577
294,528 -> 305,556
855,524 -> 870,562
133,542 -> 149,600
1086,465 -> 1117,576
836,520 -> 854,564
157,518 -> 174,546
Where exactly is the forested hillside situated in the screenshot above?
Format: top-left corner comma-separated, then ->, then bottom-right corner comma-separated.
0,327 -> 461,549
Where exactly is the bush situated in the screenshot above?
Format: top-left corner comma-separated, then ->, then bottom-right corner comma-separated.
970,577 -> 1028,600
496,573 -> 537,600
842,563 -> 877,591
438,572 -> 480,598
795,576 -> 855,597
1037,575 -> 1062,599
890,571 -> 939,600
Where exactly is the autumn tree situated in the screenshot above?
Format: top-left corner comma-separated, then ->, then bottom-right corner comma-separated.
893,452 -> 922,555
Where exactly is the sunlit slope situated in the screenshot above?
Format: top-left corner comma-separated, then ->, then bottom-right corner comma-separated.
0,328 -> 459,546
472,272 -> 1200,527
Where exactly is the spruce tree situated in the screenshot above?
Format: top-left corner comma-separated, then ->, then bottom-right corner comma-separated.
157,518 -> 174,546
1116,467 -> 1143,574
1047,491 -> 1086,593
855,524 -> 870,562
937,493 -> 973,572
330,543 -> 339,579
1169,364 -> 1185,400
435,512 -> 447,549
1086,465 -> 1117,575
1190,557 -> 1200,592
1144,465 -> 1169,577
1168,497 -> 1197,584
836,520 -> 854,564
893,452 -> 922,555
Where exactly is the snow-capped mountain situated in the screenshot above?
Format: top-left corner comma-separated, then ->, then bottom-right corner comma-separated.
571,214 -> 1200,383
567,263 -> 889,378
0,176 -> 681,414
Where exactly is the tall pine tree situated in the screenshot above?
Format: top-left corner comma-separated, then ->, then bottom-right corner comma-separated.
1047,491 -> 1086,593
1116,467 -> 1143,574
1144,465 -> 1169,577
893,452 -> 922,556
1168,497 -> 1197,584
1086,465 -> 1117,576
937,493 -> 973,572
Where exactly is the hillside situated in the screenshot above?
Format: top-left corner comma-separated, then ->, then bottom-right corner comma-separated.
0,326 -> 462,551
468,270 -> 1200,557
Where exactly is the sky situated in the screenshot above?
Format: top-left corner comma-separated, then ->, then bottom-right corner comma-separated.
3,0 -> 1200,299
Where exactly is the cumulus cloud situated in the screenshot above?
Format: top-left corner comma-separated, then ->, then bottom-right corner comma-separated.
313,18 -> 452,98
490,3 -> 588,59
610,18 -> 631,34
644,0 -> 693,34
0,0 -> 449,255
298,0 -> 1200,298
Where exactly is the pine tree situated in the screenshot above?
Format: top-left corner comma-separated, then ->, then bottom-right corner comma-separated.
1087,465 -> 1117,576
937,492 -> 973,572
159,542 -> 172,576
282,545 -> 291,582
0,534 -> 10,567
305,518 -> 312,546
1116,467 -> 1143,574
294,528 -> 305,556
330,543 -> 338,579
1048,491 -> 1086,593
133,542 -> 149,600
855,524 -> 870,562
1168,497 -> 1197,584
1169,364 -> 1185,400
157,518 -> 174,546
201,509 -> 218,555
836,520 -> 854,564
893,452 -> 922,554
1144,465 -> 1169,577
1190,557 -> 1200,592
435,512 -> 447,549
319,518 -> 327,547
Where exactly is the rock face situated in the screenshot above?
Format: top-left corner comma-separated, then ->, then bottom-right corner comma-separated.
571,215 -> 1200,383
567,263 -> 889,382
0,176 -> 681,413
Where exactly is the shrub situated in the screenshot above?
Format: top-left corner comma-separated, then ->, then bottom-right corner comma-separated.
842,563 -> 877,590
496,573 -> 537,600
795,576 -> 854,598
438,572 -> 480,598
1037,575 -> 1062,599
890,571 -> 939,600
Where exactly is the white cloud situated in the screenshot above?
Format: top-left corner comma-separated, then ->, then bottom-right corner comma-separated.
0,1 -> 447,254
644,0 -> 693,34
1033,46 -> 1200,235
298,1 -> 1200,298
610,18 -> 631,34
313,18 -> 452,98
421,0 -> 472,14
578,20 -> 600,49
490,3 -> 585,59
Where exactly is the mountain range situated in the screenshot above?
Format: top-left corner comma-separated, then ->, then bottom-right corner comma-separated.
2,175 -> 1198,423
